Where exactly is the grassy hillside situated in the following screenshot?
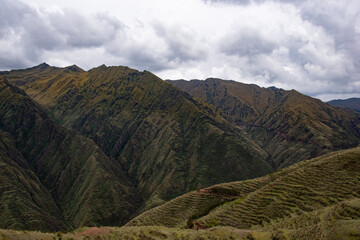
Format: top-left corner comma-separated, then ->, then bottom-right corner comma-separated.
128,147 -> 360,239
1,147 -> 359,239
0,78 -> 142,230
0,227 -> 259,240
2,64 -> 273,211
168,78 -> 360,168
0,130 -> 64,231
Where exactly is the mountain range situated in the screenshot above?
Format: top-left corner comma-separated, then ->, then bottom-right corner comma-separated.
0,63 -> 359,237
328,97 -> 360,112
168,78 -> 360,168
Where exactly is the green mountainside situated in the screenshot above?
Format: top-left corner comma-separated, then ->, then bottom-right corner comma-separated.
1,64 -> 273,212
168,78 -> 360,168
328,97 -> 360,112
1,147 -> 359,239
1,64 -> 360,238
0,129 -> 64,232
127,147 -> 360,239
0,78 -> 142,230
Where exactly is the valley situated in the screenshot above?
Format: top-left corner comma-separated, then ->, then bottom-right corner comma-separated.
0,64 -> 359,239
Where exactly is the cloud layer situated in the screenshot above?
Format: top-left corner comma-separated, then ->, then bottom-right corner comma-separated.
0,0 -> 359,100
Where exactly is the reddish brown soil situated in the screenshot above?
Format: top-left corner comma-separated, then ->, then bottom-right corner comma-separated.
77,227 -> 111,236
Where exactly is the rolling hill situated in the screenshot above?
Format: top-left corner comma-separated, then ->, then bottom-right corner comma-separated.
127,146 -> 360,239
168,78 -> 360,168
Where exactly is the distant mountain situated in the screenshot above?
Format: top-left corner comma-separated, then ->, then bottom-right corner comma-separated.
328,97 -> 360,112
2,64 -> 273,213
0,78 -> 142,230
168,78 -> 360,168
127,147 -> 360,239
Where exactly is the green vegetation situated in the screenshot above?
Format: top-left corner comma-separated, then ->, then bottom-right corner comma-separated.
129,147 -> 360,239
0,64 -> 359,239
169,78 -> 360,168
0,78 -> 141,230
328,97 -> 360,112
1,147 -> 359,239
2,64 -> 273,212
0,226 -> 260,240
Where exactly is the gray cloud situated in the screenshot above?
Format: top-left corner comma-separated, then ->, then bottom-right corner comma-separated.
0,0 -> 122,69
47,11 -> 122,48
203,0 -> 251,5
203,0 -> 306,5
220,29 -> 277,56
0,0 -> 359,100
205,0 -> 360,99
152,23 -> 208,63
103,21 -> 208,72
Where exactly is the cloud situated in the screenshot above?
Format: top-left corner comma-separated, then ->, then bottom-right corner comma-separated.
0,0 -> 359,100
220,28 -> 277,56
204,0 -> 360,99
0,0 -> 122,69
153,23 -> 208,63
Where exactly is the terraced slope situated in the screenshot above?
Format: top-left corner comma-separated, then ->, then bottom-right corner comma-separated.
261,198 -> 360,239
1,147 -> 359,238
127,176 -> 272,228
168,78 -> 360,168
2,64 -> 273,210
0,78 -> 142,230
128,147 -> 360,239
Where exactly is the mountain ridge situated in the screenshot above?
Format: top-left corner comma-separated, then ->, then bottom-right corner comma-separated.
2,64 -> 273,213
328,97 -> 360,112
1,64 -> 360,236
168,78 -> 360,168
0,77 -> 142,230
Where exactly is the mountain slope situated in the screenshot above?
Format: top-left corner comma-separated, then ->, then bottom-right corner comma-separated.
0,130 -> 64,231
127,146 -> 360,239
328,97 -> 360,112
2,64 -> 273,211
0,78 -> 142,230
168,78 -> 360,168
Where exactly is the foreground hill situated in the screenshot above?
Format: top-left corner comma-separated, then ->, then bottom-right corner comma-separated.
127,147 -> 360,239
1,147 -> 359,239
0,78 -> 142,230
328,97 -> 360,112
1,64 -> 272,211
168,78 -> 360,168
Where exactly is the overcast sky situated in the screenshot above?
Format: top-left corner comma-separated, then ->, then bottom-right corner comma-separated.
1,0 -> 359,100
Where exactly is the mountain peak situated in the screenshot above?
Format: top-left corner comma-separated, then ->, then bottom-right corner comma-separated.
65,64 -> 84,72
36,62 -> 50,69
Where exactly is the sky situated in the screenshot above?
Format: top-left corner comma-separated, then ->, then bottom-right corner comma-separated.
1,0 -> 359,101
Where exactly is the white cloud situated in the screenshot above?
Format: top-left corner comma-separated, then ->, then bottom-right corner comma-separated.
0,0 -> 359,100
